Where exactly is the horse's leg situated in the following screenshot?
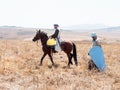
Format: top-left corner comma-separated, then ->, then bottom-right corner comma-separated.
40,53 -> 47,66
48,53 -> 55,66
67,54 -> 73,68
70,53 -> 73,65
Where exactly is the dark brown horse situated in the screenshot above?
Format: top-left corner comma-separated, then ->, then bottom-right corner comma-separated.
32,30 -> 78,67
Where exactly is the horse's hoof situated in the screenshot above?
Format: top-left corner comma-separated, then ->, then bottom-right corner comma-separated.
75,62 -> 78,66
48,65 -> 52,69
67,65 -> 70,69
39,64 -> 42,66
62,66 -> 67,69
35,66 -> 40,69
70,62 -> 73,65
75,63 -> 78,66
53,64 -> 59,68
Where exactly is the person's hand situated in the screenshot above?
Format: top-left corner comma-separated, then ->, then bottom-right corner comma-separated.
49,36 -> 52,39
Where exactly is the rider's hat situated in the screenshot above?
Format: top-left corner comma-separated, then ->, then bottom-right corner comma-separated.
54,24 -> 59,27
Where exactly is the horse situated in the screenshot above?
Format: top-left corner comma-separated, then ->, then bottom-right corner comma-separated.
32,30 -> 78,68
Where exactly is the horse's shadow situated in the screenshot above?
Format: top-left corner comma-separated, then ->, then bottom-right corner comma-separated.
47,64 -> 72,69
48,64 -> 60,69
35,63 -> 73,69
62,66 -> 72,69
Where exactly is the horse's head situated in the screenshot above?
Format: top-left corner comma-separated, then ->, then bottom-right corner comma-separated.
32,30 -> 42,42
32,30 -> 48,42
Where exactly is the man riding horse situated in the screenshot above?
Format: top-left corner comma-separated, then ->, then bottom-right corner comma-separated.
51,24 -> 61,53
32,27 -> 78,67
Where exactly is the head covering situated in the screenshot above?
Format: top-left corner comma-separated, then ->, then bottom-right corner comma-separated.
91,32 -> 97,37
54,24 -> 59,27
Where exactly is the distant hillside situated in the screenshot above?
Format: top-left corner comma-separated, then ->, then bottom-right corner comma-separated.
0,25 -> 120,42
0,26 -> 35,39
0,26 -> 77,40
101,26 -> 120,31
0,25 -> 22,28
63,24 -> 110,30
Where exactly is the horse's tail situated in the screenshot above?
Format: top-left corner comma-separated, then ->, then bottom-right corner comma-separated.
72,43 -> 78,66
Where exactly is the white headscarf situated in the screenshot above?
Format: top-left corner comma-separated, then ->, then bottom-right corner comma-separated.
91,32 -> 97,37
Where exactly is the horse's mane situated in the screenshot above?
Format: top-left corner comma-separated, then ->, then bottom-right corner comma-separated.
40,31 -> 48,38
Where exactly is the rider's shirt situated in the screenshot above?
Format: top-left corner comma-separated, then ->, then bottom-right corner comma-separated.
51,29 -> 60,39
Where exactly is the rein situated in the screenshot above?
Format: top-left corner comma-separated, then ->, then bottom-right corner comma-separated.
36,40 -> 39,47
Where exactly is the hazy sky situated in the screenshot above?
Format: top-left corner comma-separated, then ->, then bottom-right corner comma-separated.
0,0 -> 120,28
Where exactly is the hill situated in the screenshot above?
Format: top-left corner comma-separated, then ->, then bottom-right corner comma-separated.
0,25 -> 120,42
63,24 -> 110,30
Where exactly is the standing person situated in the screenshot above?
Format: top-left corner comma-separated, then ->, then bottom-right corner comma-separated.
88,32 -> 102,71
51,24 -> 61,53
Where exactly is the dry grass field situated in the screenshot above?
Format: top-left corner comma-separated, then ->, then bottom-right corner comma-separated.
0,40 -> 120,90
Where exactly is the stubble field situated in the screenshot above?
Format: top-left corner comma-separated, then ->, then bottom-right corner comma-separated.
0,40 -> 120,90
